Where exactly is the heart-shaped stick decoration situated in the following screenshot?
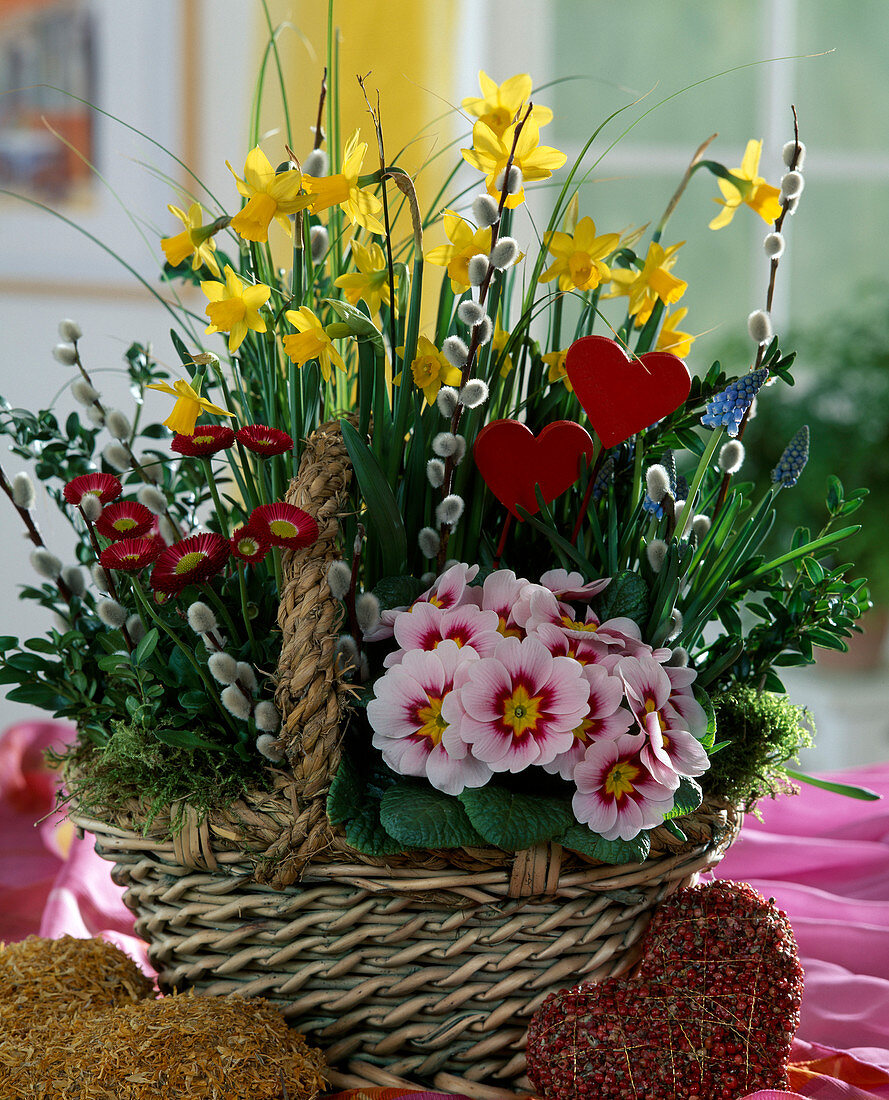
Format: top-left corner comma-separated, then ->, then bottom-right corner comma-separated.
473,419 -> 594,519
565,334 -> 692,447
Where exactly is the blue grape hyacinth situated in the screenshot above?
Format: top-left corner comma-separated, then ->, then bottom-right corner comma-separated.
771,425 -> 810,487
701,368 -> 770,437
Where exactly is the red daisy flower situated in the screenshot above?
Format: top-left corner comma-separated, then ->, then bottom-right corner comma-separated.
249,503 -> 318,549
64,472 -> 122,507
100,537 -> 162,573
149,532 -> 231,594
230,524 -> 270,563
96,500 -> 155,541
171,425 -> 236,457
236,424 -> 294,457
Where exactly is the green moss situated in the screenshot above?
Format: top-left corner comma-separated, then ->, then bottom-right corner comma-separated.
51,721 -> 268,836
702,687 -> 814,809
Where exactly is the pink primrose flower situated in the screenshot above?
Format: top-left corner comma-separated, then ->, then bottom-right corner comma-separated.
367,640 -> 492,795
532,621 -> 611,667
479,569 -> 535,638
450,635 -> 590,772
384,602 -> 502,667
543,663 -> 634,780
572,732 -> 677,841
362,562 -> 482,644
662,664 -> 709,738
538,568 -> 611,602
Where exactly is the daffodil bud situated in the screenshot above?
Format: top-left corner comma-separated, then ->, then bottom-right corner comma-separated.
61,565 -> 86,596
489,236 -> 519,270
442,336 -> 469,369
418,526 -> 440,558
187,601 -> 218,635
221,684 -> 252,720
102,442 -> 131,472
355,592 -> 381,635
208,651 -> 239,685
97,599 -> 127,629
645,464 -> 671,504
459,380 -> 489,409
327,560 -> 352,600
457,300 -> 486,327
426,459 -> 446,488
718,440 -> 745,474
302,148 -> 329,177
764,232 -> 785,259
780,170 -> 804,202
71,379 -> 99,406
436,386 -> 459,418
254,702 -> 281,734
105,410 -> 132,441
782,139 -> 805,169
646,539 -> 668,574
472,193 -> 499,228
436,494 -> 464,527
30,549 -> 63,581
11,472 -> 35,510
309,224 -> 329,264
432,432 -> 458,458
52,343 -> 77,366
58,319 -> 82,342
468,255 -> 490,287
494,165 -> 523,195
747,309 -> 773,345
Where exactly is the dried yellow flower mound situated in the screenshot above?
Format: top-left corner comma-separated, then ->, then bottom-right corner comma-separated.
0,938 -> 327,1100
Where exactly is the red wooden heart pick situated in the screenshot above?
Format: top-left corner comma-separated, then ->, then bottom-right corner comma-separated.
527,881 -> 804,1100
473,419 -> 594,519
565,334 -> 691,447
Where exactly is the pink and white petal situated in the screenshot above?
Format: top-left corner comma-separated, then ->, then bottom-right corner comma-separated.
459,658 -> 514,722
393,602 -> 446,652
595,616 -> 643,646
583,664 -> 627,717
616,654 -> 672,712
426,743 -> 492,794
663,692 -> 709,739
538,569 -> 611,601
586,707 -> 635,740
378,735 -> 431,778
362,606 -> 401,642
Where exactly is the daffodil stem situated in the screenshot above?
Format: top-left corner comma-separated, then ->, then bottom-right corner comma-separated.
201,458 -> 230,539
675,427 -> 724,540
236,563 -> 257,648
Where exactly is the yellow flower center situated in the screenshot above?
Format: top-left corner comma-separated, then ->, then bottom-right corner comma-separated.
411,356 -> 440,389
561,614 -> 597,633
502,685 -> 542,737
416,696 -> 448,746
497,615 -> 523,638
644,698 -> 667,732
604,760 -> 640,800
206,298 -> 247,329
175,551 -> 206,575
569,252 -> 593,286
269,519 -> 298,539
193,433 -> 214,445
114,517 -> 139,531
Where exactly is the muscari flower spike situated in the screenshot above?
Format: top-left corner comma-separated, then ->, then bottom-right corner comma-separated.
700,368 -> 769,437
771,425 -> 810,488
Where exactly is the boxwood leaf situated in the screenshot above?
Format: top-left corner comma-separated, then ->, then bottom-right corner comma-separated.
559,824 -> 651,865
380,782 -> 485,848
458,785 -> 574,850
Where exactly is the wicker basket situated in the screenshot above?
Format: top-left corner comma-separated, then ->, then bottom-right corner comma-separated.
68,419 -> 742,1098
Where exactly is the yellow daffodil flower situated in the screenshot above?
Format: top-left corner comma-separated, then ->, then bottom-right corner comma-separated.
542,350 -> 572,392
282,307 -> 346,382
227,147 -> 312,242
425,212 -> 493,292
201,265 -> 271,353
461,71 -> 553,137
160,202 -> 221,278
333,241 -> 394,315
461,119 -> 566,209
654,307 -> 694,358
302,130 -> 385,235
540,216 -> 620,292
409,336 -> 462,404
491,316 -> 514,379
146,375 -> 234,436
606,241 -> 687,323
709,139 -> 783,230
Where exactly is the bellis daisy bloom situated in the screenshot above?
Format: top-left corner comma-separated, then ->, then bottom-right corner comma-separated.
425,212 -> 494,293
333,241 -> 394,315
96,500 -> 155,541
160,202 -> 221,278
99,537 -> 162,573
368,641 -> 493,796
282,306 -> 347,382
171,425 -> 236,456
249,503 -> 318,549
302,130 -> 385,235
229,524 -> 269,563
146,374 -> 234,436
201,265 -> 271,353
539,216 -> 620,292
572,732 -> 677,841
709,139 -> 783,231
461,118 -> 567,209
149,532 -> 230,594
63,472 -> 122,507
227,146 -> 313,242
461,71 -> 553,137
452,635 -> 590,772
236,424 -> 294,457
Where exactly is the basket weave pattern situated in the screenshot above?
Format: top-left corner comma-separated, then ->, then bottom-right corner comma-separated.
70,420 -> 743,1095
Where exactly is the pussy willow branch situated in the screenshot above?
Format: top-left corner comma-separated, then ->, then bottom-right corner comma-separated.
313,67 -> 327,150
0,463 -> 74,604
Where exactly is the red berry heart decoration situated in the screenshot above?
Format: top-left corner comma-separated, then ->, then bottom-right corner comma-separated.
473,419 -> 594,519
526,880 -> 804,1100
565,334 -> 692,448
